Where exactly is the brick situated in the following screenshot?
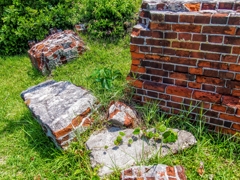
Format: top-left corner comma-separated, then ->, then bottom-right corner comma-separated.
140,46 -> 150,52
201,3 -> 216,10
165,32 -> 177,39
140,10 -> 150,18
132,59 -> 141,65
166,86 -> 192,98
205,53 -> 221,61
157,3 -> 165,10
210,118 -> 223,126
189,67 -> 203,75
130,44 -> 139,52
131,52 -> 145,59
203,69 -> 219,77
237,109 -> 240,117
170,57 -> 197,66
151,47 -> 163,54
131,37 -> 144,44
232,123 -> 240,130
146,39 -> 170,46
208,35 -> 223,43
227,107 -> 236,114
196,76 -> 225,86
208,62 -> 228,70
211,13 -> 228,24
192,34 -> 206,42
216,126 -> 237,135
141,61 -> 162,69
145,54 -> 170,61
140,74 -> 151,81
202,84 -> 215,92
170,72 -> 188,80
219,2 -> 233,10
190,51 -> 204,58
232,90 -> 240,97
175,80 -> 188,87
171,96 -> 183,103
166,166 -> 176,177
236,74 -> 240,81
194,14 -> 211,24
201,44 -> 231,53
178,33 -> 191,41
147,91 -> 158,98
221,55 -> 237,63
234,3 -> 240,11
165,14 -> 179,22
193,90 -> 221,103
146,68 -> 168,76
131,28 -> 141,37
136,89 -> 146,95
149,22 -> 171,30
126,77 -> 143,88
163,78 -> 174,84
159,93 -> 170,100
152,31 -> 164,38
167,102 -> 182,110
220,114 -> 240,123
205,110 -> 219,117
188,82 -> 201,89
172,24 -> 202,33
216,87 -> 231,95
163,48 -> 175,55
163,64 -> 175,71
184,3 -> 200,11
202,26 -> 236,35
140,30 -> 152,37
176,50 -> 190,57
151,76 -> 162,83
222,95 -> 240,108
175,65 -> 188,73
229,64 -> 240,72
179,14 -> 195,23
211,104 -> 226,112
172,41 -> 200,50
224,121 -> 232,128
143,81 -> 166,92
225,36 -> 240,45
228,15 -> 240,25
150,13 -> 165,22
233,46 -> 240,54
219,71 -> 234,80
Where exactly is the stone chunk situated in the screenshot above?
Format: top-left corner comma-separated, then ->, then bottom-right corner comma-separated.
21,80 -> 98,149
86,127 -> 196,177
121,164 -> 187,180
107,101 -> 138,127
28,30 -> 86,75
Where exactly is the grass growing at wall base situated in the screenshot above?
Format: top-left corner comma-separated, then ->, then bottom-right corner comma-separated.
0,35 -> 239,179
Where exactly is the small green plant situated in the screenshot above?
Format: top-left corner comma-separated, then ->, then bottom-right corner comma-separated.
89,67 -> 122,90
113,131 -> 125,146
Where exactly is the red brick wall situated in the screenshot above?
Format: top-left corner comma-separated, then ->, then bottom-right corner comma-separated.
128,1 -> 240,135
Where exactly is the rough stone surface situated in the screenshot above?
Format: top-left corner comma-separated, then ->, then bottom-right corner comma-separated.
107,101 -> 138,127
21,80 -> 98,149
121,164 -> 187,180
28,30 -> 86,75
86,127 -> 196,177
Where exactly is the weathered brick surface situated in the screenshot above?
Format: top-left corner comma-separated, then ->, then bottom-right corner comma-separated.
21,80 -> 98,149
28,30 -> 86,75
129,0 -> 240,135
121,165 -> 187,180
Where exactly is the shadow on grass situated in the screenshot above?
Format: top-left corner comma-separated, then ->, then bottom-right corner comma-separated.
1,110 -> 60,159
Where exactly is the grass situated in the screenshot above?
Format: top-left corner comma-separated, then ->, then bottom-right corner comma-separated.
0,33 -> 240,180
